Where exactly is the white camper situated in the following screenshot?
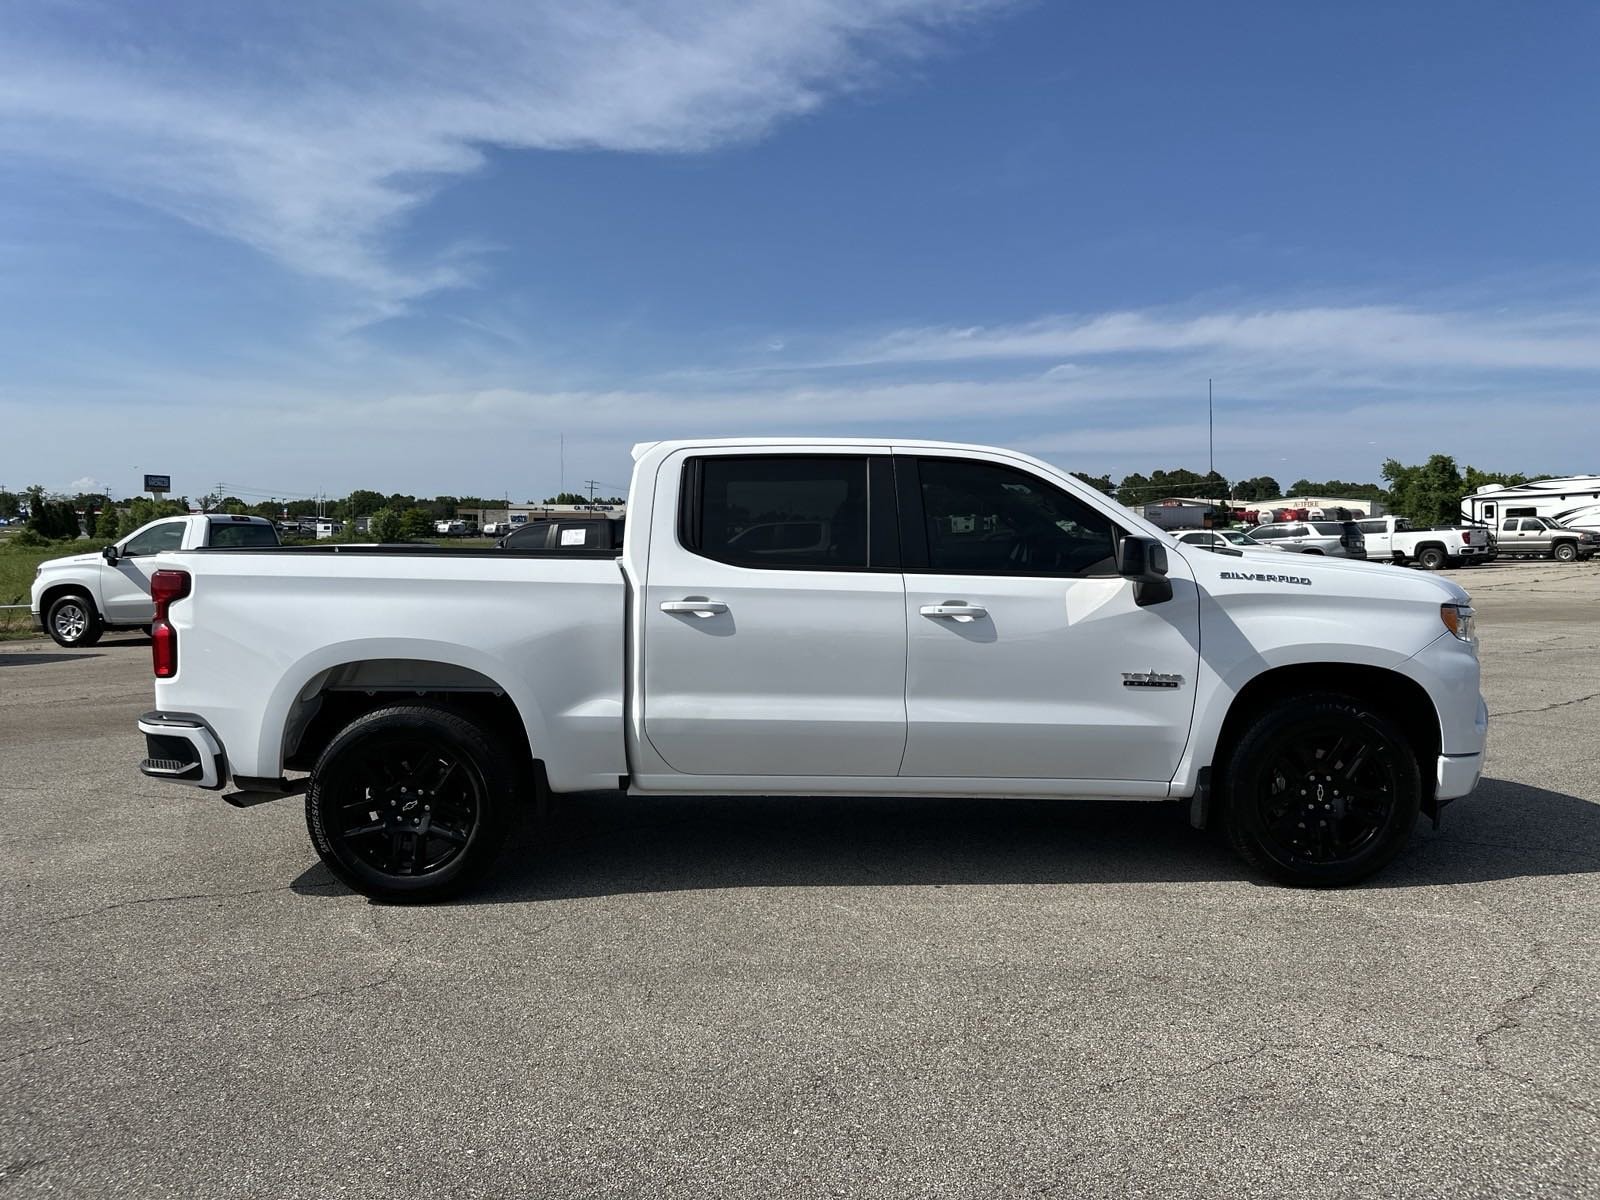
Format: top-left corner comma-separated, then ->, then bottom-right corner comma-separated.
1462,477 -> 1600,533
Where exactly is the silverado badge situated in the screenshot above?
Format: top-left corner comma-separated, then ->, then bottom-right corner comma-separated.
1122,669 -> 1184,689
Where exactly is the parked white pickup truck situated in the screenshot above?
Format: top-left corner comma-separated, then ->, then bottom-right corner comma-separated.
134,439 -> 1487,899
31,513 -> 278,647
1355,517 -> 1494,570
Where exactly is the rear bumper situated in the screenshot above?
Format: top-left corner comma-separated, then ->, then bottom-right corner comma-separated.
137,711 -> 227,790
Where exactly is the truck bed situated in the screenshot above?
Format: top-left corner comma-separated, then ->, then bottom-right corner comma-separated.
150,546 -> 629,790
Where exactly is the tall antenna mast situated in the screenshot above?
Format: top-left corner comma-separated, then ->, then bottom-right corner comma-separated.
1207,378 -> 1215,480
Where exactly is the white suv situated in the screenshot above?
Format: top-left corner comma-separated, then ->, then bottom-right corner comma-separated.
1248,520 -> 1367,558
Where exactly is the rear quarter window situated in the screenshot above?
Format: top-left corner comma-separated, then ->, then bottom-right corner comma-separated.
208,523 -> 278,548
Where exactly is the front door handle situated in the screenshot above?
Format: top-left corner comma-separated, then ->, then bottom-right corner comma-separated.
920,603 -> 988,621
660,599 -> 729,617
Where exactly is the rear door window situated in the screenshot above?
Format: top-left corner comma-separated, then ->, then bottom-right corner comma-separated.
683,456 -> 871,569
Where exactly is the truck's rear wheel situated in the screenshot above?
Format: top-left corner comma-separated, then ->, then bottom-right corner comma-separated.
1218,694 -> 1422,887
1417,546 -> 1446,570
46,592 -> 103,647
306,705 -> 515,902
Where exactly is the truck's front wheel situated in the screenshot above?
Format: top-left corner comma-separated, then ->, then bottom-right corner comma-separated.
306,706 -> 515,902
1218,694 -> 1422,887
1553,541 -> 1577,562
46,592 -> 103,647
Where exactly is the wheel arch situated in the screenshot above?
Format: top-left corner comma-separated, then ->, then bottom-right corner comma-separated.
38,581 -> 100,619
264,646 -> 544,785
1207,663 -> 1442,817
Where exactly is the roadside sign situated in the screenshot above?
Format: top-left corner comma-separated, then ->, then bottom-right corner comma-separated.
144,474 -> 171,494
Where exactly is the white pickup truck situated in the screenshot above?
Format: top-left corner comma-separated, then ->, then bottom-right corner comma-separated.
134,439 -> 1487,899
1355,517 -> 1493,570
30,513 -> 278,647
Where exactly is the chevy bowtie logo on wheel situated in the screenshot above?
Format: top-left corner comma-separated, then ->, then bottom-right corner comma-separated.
1122,669 -> 1184,689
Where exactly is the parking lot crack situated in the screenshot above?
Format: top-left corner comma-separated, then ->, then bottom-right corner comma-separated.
4,958 -> 402,1066
1493,690 -> 1600,718
42,880 -> 345,926
1473,946 -> 1553,1059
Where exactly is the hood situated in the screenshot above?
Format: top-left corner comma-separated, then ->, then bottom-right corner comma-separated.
1178,542 -> 1471,606
39,552 -> 104,571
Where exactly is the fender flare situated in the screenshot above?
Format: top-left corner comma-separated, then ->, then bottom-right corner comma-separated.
257,638 -> 551,782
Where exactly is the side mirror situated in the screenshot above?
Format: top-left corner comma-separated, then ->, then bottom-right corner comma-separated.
102,545 -> 119,565
1118,535 -> 1173,607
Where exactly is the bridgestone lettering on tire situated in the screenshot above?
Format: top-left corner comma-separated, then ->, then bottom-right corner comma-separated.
305,705 -> 516,902
1219,693 -> 1423,887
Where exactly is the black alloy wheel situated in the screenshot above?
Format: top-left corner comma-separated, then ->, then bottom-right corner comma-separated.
331,737 -> 480,876
306,706 -> 515,901
1221,694 -> 1422,886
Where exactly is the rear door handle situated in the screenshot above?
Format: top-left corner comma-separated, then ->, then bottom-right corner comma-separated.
920,604 -> 988,621
660,600 -> 729,617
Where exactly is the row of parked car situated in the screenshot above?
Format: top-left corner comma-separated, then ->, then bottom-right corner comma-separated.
1177,513 -> 1598,568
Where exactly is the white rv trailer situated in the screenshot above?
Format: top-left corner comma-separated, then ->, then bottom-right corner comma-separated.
1462,476 -> 1600,532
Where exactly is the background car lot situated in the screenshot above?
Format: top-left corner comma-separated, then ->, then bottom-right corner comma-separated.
2,561 -> 1598,1199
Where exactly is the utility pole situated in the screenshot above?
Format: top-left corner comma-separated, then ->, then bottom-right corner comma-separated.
1208,378 -> 1214,480
584,479 -> 599,505
559,434 -> 565,499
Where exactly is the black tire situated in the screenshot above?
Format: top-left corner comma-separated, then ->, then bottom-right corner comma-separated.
1417,546 -> 1447,570
1553,541 -> 1577,563
1218,693 -> 1422,887
45,592 -> 103,647
305,705 -> 517,902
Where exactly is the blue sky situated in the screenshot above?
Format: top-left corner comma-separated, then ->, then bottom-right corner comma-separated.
2,0 -> 1598,501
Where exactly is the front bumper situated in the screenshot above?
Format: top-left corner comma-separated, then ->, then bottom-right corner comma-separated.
1437,752 -> 1484,801
137,711 -> 227,790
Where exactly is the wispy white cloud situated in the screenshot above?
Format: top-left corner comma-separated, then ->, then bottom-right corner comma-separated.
848,305 -> 1600,372
0,0 -> 1005,316
8,291 -> 1600,494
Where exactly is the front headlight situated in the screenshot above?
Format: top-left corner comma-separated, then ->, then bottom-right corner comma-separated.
1440,603 -> 1476,644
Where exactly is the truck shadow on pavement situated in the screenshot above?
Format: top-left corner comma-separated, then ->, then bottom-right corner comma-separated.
0,652 -> 104,667
289,776 -> 1598,903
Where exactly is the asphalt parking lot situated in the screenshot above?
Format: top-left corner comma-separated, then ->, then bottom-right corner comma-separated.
3,562 -> 1597,1199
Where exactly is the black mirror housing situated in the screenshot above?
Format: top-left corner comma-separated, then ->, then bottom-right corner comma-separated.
102,545 -> 119,565
1118,536 -> 1173,607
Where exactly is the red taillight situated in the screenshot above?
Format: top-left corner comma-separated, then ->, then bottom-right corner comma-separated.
150,569 -> 191,679
1461,532 -> 1472,544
